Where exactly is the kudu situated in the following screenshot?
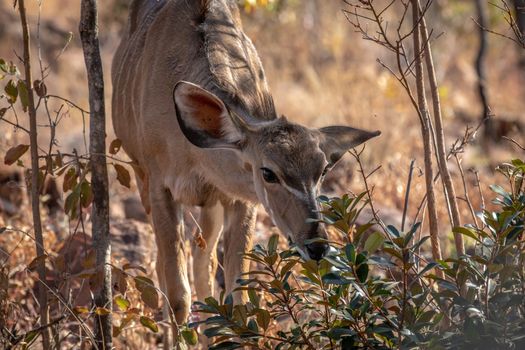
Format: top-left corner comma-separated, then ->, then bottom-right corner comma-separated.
112,0 -> 380,332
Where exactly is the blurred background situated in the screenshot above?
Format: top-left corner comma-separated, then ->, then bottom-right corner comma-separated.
1,0 -> 523,223
0,0 -> 524,347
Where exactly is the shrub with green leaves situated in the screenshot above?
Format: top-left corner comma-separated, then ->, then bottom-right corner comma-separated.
187,159 -> 524,350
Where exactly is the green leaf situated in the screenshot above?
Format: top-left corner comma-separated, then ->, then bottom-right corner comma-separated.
17,80 -> 29,112
5,79 -> 18,103
140,316 -> 159,333
280,260 -> 297,276
386,225 -> 400,237
181,328 -> 198,345
80,180 -> 93,208
267,234 -> 279,255
404,222 -> 420,246
356,263 -> 369,283
327,327 -> 356,340
453,226 -> 480,242
4,144 -> 29,165
114,295 -> 130,312
248,289 -> 260,308
364,232 -> 384,253
345,244 -> 356,264
322,272 -> 351,285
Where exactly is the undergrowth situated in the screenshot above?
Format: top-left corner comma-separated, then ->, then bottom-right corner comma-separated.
188,159 -> 525,350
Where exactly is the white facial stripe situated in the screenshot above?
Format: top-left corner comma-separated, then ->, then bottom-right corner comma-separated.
262,187 -> 275,220
282,182 -> 309,201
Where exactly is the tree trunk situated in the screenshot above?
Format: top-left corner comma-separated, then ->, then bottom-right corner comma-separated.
17,0 -> 52,347
79,1 -> 112,348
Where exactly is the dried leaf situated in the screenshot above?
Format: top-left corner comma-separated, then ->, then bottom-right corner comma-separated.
4,144 -> 29,165
62,167 -> 77,192
112,267 -> 128,294
73,306 -> 89,314
28,254 -> 48,271
134,276 -> 159,309
109,139 -> 122,155
33,79 -> 47,97
122,263 -> 147,274
256,308 -> 271,330
194,232 -> 207,250
114,164 -> 131,188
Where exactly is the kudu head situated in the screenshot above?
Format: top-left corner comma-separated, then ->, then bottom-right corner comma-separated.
173,81 -> 380,261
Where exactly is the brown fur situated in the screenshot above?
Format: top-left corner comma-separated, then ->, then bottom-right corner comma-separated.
112,1 -> 379,343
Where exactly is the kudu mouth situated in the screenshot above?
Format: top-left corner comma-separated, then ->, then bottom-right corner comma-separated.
286,224 -> 329,262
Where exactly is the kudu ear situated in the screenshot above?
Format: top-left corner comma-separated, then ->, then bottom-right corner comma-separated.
173,81 -> 243,149
318,126 -> 381,166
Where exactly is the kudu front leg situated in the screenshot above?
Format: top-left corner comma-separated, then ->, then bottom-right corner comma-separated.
150,186 -> 191,337
222,201 -> 257,304
193,201 -> 224,301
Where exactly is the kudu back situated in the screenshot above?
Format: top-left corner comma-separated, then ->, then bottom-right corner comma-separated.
112,0 -> 379,331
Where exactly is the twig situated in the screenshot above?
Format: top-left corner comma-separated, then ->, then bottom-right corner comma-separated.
401,159 -> 415,231
454,155 -> 480,230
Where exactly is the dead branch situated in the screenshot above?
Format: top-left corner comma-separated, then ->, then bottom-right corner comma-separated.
419,3 -> 465,255
17,0 -> 52,347
79,0 -> 112,348
410,0 -> 443,271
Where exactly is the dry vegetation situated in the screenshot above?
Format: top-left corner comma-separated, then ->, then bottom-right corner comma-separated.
0,0 -> 524,348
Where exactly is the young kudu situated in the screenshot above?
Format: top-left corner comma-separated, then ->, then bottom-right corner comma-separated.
112,0 -> 380,335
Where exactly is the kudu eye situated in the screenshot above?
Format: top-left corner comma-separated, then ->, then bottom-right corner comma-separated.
261,167 -> 279,183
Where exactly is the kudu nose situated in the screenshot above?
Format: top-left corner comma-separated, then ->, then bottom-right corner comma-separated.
305,241 -> 329,261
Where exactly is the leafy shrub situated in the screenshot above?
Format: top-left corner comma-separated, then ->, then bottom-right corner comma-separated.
189,159 -> 525,350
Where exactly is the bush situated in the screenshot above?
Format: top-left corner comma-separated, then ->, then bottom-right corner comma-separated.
189,159 -> 525,350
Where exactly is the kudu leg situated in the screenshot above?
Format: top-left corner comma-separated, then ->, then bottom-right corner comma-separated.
193,201 -> 224,301
222,201 -> 256,304
150,186 -> 191,337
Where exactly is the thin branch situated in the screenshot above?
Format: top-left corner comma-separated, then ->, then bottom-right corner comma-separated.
17,0 -> 52,347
